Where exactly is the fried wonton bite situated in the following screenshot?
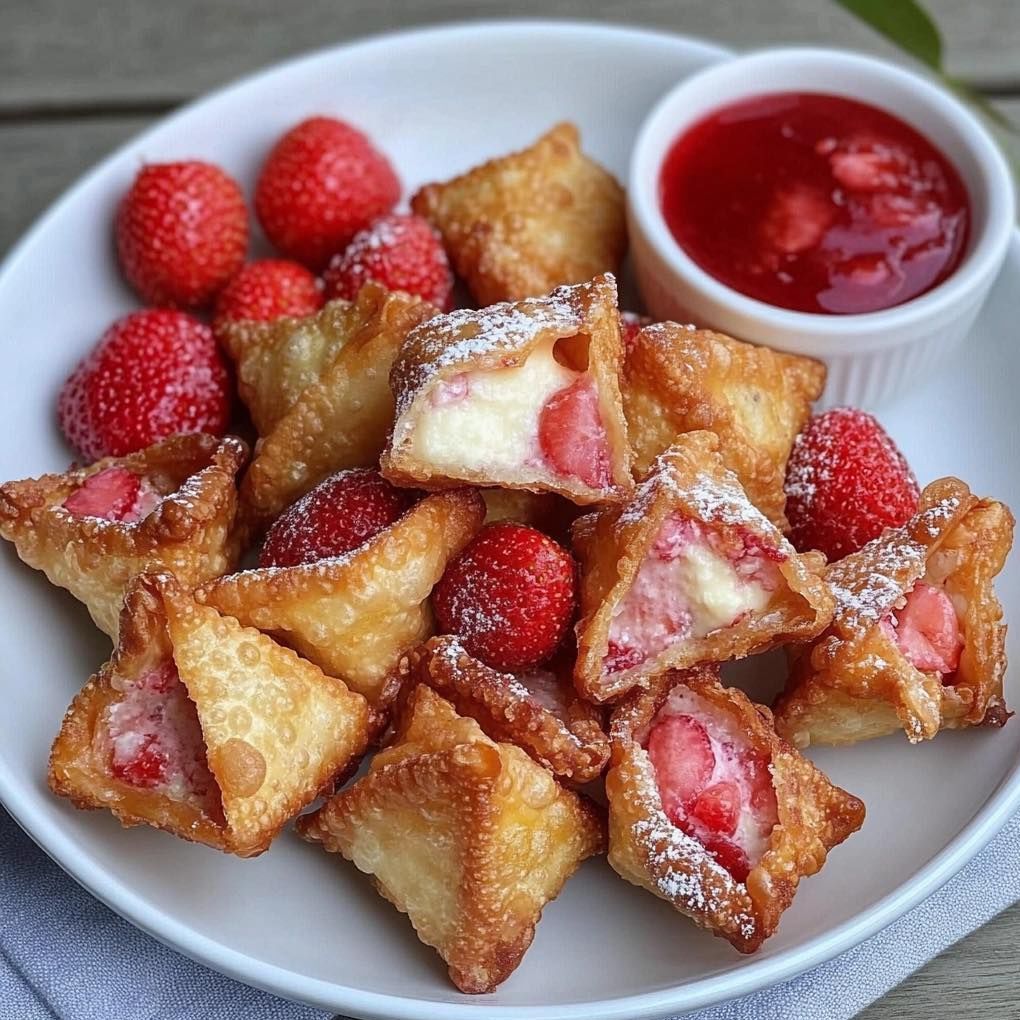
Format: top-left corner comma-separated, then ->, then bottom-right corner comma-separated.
297,684 -> 605,993
573,432 -> 834,703
774,478 -> 1014,747
397,635 -> 610,783
622,323 -> 825,530
238,283 -> 436,529
381,274 -> 632,505
411,122 -> 626,305
196,490 -> 485,707
49,573 -> 370,856
216,282 -> 415,437
607,666 -> 864,953
0,433 -> 246,641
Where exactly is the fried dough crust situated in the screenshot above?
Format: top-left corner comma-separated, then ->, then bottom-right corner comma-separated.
774,478 -> 1014,746
573,433 -> 834,702
411,123 -> 626,305
217,284 -> 420,436
606,667 -> 865,952
397,636 -> 610,783
622,324 -> 825,530
239,283 -> 435,530
196,490 -> 485,706
49,573 -> 370,856
382,273 -> 632,505
0,433 -> 247,640
298,685 -> 605,992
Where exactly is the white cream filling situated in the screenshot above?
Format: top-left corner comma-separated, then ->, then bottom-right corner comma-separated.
682,544 -> 773,635
610,539 -> 773,659
406,339 -> 577,476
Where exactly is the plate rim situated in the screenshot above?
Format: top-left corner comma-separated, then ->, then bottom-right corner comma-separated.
1,18 -> 1018,1020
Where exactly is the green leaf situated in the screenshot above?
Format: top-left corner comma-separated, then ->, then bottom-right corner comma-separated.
834,0 -> 943,70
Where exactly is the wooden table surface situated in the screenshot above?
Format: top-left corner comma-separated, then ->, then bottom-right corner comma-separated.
3,1 -> 1018,1017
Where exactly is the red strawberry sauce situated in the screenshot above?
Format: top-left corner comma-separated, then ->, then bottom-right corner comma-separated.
659,92 -> 970,314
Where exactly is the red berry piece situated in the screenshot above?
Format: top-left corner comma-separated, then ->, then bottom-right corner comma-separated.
538,377 -> 611,489
604,642 -> 647,675
645,714 -> 715,824
433,522 -> 577,671
698,830 -> 751,883
62,467 -> 142,521
61,466 -> 161,524
58,309 -> 231,461
738,748 -> 778,820
213,259 -> 323,329
255,116 -> 400,270
323,213 -> 453,309
785,407 -> 920,561
110,737 -> 168,788
691,780 -> 741,836
619,311 -> 651,352
116,161 -> 248,308
259,468 -> 416,568
884,581 -> 963,674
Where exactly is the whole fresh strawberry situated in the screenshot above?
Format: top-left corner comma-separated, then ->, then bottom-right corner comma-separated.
255,116 -> 400,270
322,214 -> 453,309
213,259 -> 323,329
58,310 -> 231,460
116,161 -> 248,308
785,407 -> 920,561
259,468 -> 416,568
433,522 -> 577,671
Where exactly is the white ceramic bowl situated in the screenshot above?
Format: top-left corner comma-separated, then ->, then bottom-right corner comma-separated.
628,47 -> 1016,408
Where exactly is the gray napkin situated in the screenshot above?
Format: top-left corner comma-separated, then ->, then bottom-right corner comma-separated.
2,805 -> 1016,1020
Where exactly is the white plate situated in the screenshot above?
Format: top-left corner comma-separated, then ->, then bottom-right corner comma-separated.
1,20 -> 1017,1020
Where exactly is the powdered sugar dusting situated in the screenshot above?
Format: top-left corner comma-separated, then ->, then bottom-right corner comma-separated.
432,637 -> 576,732
826,495 -> 961,627
626,747 -> 755,937
828,548 -> 925,626
622,451 -> 793,557
393,283 -> 583,419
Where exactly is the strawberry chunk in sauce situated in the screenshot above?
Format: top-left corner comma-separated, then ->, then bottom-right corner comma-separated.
537,376 -> 611,489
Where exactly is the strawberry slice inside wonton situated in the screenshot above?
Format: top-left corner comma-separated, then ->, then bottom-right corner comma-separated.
605,513 -> 786,675
418,335 -> 611,491
880,580 -> 964,677
645,688 -> 778,882
62,467 -> 163,524
98,660 -> 222,819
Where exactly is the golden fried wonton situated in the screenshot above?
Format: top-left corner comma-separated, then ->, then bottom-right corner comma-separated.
607,666 -> 864,952
412,122 -> 626,305
573,433 -> 833,703
774,477 -> 1014,747
298,684 -> 604,992
49,573 -> 370,856
196,490 -> 485,706
0,433 -> 247,641
622,323 -> 825,531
